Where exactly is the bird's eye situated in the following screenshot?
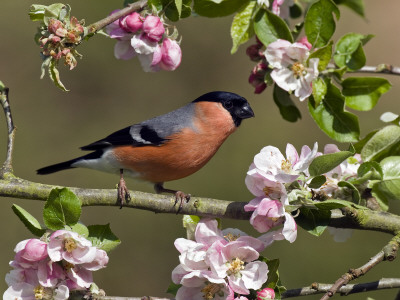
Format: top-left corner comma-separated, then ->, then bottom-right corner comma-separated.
224,100 -> 233,109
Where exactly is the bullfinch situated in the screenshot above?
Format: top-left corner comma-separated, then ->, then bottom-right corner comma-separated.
37,91 -> 254,207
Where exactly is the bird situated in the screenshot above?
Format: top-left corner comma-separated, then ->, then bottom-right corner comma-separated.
37,91 -> 255,209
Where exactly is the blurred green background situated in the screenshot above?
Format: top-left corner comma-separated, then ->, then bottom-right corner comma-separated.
1,0 -> 400,299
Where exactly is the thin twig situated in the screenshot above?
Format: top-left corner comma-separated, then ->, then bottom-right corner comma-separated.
327,63 -> 400,76
320,234 -> 400,300
0,86 -> 15,178
86,0 -> 148,34
281,278 -> 400,298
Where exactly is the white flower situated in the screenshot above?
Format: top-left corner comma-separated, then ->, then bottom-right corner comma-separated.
265,39 -> 319,101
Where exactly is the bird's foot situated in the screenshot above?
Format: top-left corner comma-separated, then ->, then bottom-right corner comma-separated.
118,170 -> 131,208
154,183 -> 190,213
174,191 -> 191,213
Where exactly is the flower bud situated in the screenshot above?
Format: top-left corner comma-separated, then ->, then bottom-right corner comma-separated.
298,36 -> 312,50
142,15 -> 165,42
246,44 -> 264,61
48,19 -> 67,37
160,38 -> 182,71
120,12 -> 143,33
248,73 -> 267,94
257,287 -> 275,300
17,239 -> 48,262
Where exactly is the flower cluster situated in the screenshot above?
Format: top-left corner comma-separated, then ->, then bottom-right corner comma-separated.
245,143 -> 318,244
247,37 -> 318,101
39,17 -> 84,70
172,219 -> 272,300
245,142 -> 363,243
4,230 -> 108,300
106,11 -> 182,72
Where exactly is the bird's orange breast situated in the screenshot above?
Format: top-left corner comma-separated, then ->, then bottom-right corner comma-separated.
112,102 -> 236,183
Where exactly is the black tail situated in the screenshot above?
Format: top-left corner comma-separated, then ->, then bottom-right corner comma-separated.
37,150 -> 103,175
37,158 -> 80,175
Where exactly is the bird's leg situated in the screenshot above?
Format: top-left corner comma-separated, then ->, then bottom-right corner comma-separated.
117,169 -> 131,208
154,182 -> 191,212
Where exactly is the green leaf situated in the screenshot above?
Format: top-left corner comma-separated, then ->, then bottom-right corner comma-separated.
312,78 -> 327,107
254,9 -> 293,47
260,257 -> 280,289
183,215 -> 200,240
353,130 -> 378,153
49,59 -> 69,92
372,156 -> 400,210
87,224 -> 121,252
43,3 -> 67,25
309,41 -> 333,72
273,85 -> 301,122
29,4 -> 47,21
175,0 -> 182,16
305,0 -> 340,48
334,0 -> 365,17
308,175 -> 327,189
309,144 -> 355,176
43,188 -> 82,230
193,0 -> 249,18
361,125 -> 400,162
308,81 -> 360,142
334,33 -> 373,70
357,161 -> 383,180
12,204 -> 46,237
230,1 -> 257,54
65,223 -> 89,237
342,77 -> 392,111
297,207 -> 330,236
313,199 -> 352,210
338,181 -> 361,203
166,283 -> 182,296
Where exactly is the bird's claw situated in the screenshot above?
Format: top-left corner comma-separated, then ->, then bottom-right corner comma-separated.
174,191 -> 191,214
117,178 -> 131,209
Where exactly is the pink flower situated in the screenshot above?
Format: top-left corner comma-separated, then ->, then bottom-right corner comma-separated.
138,44 -> 162,72
105,9 -> 122,36
3,283 -> 69,300
142,15 -> 165,42
131,33 -> 158,55
114,39 -> 136,60
48,19 -> 67,37
81,249 -> 109,271
15,239 -> 47,263
176,280 -> 233,300
160,38 -> 182,71
48,230 -> 97,265
119,12 -> 143,33
265,39 -> 319,101
258,287 -> 275,299
207,240 -> 269,295
250,143 -> 319,184
298,36 -> 312,50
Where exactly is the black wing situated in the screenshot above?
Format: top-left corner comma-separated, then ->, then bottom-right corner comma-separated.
80,125 -> 167,151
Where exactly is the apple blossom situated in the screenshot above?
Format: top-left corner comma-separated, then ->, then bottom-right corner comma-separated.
257,287 -> 275,299
160,38 -> 182,71
265,39 -> 319,101
142,15 -> 165,42
119,12 -> 143,33
48,230 -> 97,265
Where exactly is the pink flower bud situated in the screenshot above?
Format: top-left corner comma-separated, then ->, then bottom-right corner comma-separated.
142,15 -> 165,42
160,38 -> 182,71
246,44 -> 264,62
120,12 -> 143,33
257,288 -> 275,300
298,36 -> 312,50
49,34 -> 61,43
17,239 -> 48,262
48,19 -> 67,37
249,73 -> 267,94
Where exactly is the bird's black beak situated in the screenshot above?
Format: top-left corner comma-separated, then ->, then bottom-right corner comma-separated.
237,103 -> 255,119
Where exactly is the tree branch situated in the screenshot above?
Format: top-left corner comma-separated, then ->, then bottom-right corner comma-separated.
320,234 -> 400,300
86,0 -> 148,34
0,86 -> 15,178
327,63 -> 400,76
281,278 -> 400,298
